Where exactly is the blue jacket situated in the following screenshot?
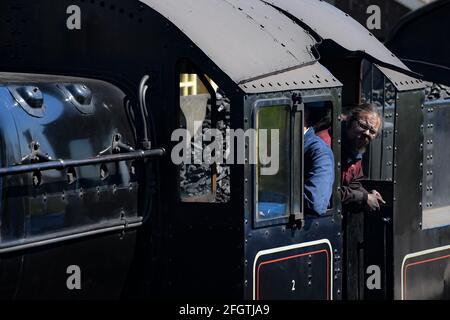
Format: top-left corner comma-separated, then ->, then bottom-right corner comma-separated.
304,128 -> 335,215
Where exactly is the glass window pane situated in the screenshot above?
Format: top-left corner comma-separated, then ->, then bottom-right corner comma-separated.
256,105 -> 290,222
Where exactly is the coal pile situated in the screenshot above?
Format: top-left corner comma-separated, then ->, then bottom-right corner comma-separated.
180,91 -> 231,203
425,83 -> 450,102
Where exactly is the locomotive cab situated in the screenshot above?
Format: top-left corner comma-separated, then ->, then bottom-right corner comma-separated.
0,0 -> 449,301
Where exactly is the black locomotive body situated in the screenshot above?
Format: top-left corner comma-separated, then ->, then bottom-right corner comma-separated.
0,0 -> 448,300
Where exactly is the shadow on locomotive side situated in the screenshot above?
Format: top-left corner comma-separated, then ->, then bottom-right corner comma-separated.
0,0 -> 448,300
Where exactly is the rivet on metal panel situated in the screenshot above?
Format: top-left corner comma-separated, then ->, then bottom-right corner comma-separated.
32,171 -> 42,187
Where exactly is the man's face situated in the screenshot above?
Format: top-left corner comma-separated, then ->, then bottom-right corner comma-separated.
346,112 -> 381,154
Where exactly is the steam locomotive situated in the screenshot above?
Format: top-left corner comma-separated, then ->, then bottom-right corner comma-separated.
0,0 -> 448,300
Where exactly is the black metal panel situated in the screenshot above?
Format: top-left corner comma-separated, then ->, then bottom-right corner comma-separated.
13,231 -> 136,299
392,91 -> 424,236
244,88 -> 343,300
0,0 -> 241,299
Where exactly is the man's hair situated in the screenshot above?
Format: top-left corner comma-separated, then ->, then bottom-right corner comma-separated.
343,103 -> 382,134
305,106 -> 332,132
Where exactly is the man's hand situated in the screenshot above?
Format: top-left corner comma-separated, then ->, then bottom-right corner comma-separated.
366,190 -> 386,211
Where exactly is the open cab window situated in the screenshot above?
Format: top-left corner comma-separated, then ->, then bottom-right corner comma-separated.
177,60 -> 230,203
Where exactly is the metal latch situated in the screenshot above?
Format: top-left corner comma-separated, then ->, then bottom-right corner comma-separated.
99,133 -> 135,156
19,141 -> 52,165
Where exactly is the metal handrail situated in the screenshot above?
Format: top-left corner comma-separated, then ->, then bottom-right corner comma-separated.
0,148 -> 165,177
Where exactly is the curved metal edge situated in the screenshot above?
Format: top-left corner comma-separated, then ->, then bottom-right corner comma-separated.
239,63 -> 342,94
0,218 -> 143,254
375,65 -> 426,92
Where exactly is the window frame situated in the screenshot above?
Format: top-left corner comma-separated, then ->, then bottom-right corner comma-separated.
252,97 -> 304,228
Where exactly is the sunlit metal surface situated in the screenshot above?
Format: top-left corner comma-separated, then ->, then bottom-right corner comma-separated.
376,65 -> 425,92
0,73 -> 138,243
265,0 -> 413,73
239,63 -> 342,93
139,0 -> 318,83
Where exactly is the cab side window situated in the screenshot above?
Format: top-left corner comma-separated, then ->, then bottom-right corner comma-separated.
256,105 -> 291,222
254,100 -> 303,225
178,60 -> 230,203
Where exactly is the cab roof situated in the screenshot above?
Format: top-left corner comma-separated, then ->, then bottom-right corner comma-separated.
139,0 -> 319,84
265,0 -> 411,73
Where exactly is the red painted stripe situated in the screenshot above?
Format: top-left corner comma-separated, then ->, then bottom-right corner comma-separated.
256,249 -> 330,300
403,253 -> 450,300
